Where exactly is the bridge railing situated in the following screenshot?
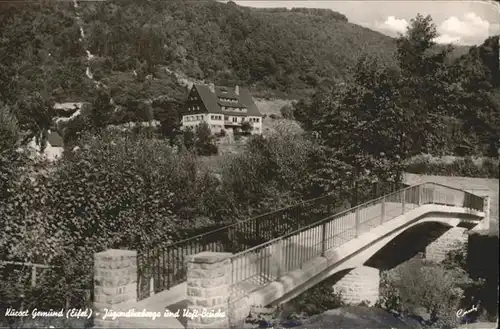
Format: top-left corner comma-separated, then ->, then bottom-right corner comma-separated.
136,181 -> 406,300
229,182 -> 485,303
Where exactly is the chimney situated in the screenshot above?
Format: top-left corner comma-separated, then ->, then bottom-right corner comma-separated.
235,85 -> 239,95
208,82 -> 215,94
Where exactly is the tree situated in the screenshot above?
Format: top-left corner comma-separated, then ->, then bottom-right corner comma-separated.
241,121 -> 252,134
221,122 -> 313,216
90,88 -> 115,130
280,104 -> 294,119
297,14 -> 453,194
0,129 -> 227,311
183,129 -> 195,150
0,103 -> 19,153
0,104 -> 22,201
194,122 -> 218,156
158,107 -> 181,144
446,36 -> 500,156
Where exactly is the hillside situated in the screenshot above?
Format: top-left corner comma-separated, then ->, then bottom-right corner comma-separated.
0,0 -> 468,105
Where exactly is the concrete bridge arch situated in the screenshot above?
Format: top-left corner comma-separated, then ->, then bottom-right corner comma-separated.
90,183 -> 489,328
266,210 -> 482,309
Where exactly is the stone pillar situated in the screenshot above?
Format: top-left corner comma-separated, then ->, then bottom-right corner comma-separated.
425,227 -> 468,263
332,266 -> 380,306
187,252 -> 232,329
93,249 -> 138,328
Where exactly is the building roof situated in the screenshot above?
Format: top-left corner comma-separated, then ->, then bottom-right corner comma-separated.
192,84 -> 262,117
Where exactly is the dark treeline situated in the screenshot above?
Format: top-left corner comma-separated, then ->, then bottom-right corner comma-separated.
0,0 -> 468,104
292,17 -> 500,159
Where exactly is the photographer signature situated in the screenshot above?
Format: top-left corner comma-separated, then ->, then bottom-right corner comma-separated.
456,304 -> 480,318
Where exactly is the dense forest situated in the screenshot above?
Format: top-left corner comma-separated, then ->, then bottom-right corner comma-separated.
0,0 -> 468,104
293,30 -> 500,158
0,0 -> 498,156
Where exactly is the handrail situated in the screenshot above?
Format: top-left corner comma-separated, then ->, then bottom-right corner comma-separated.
230,183 -> 421,257
159,193 -> 330,249
136,180 -> 408,299
228,182 -> 485,303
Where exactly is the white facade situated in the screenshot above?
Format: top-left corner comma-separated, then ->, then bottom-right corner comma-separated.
182,113 -> 262,135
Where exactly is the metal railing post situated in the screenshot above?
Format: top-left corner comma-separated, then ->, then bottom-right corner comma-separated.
31,266 -> 36,288
417,185 -> 422,206
381,196 -> 386,224
402,190 -> 406,213
355,208 -> 361,237
275,239 -> 283,278
321,222 -> 327,256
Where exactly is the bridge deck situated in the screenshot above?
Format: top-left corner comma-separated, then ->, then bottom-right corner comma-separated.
230,201 -> 419,299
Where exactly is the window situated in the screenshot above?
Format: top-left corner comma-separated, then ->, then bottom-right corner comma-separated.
196,106 -> 200,111
232,117 -> 237,123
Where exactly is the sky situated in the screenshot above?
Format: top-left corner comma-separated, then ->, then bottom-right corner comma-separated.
233,1 -> 500,45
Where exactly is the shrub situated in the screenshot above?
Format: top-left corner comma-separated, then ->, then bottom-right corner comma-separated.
279,104 -> 294,119
220,126 -> 313,216
194,122 -> 218,156
0,130 -> 224,313
379,257 -> 479,328
286,283 -> 344,316
269,114 -> 278,120
183,129 -> 195,150
405,156 -> 499,178
0,103 -> 19,153
241,121 -> 252,134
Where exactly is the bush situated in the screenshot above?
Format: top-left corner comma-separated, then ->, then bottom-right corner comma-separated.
241,121 -> 252,134
220,126 -> 313,216
286,283 -> 344,316
280,104 -> 294,119
269,114 -> 278,120
379,257 -> 481,327
405,156 -> 499,178
194,122 -> 218,156
0,130 -> 224,313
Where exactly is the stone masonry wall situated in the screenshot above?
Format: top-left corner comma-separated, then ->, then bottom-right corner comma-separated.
332,266 -> 380,306
186,252 -> 231,329
425,227 -> 468,263
93,249 -> 137,327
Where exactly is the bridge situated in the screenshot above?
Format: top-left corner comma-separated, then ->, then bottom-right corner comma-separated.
92,182 -> 489,328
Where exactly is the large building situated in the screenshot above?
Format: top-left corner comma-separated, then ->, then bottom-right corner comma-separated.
181,83 -> 263,134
